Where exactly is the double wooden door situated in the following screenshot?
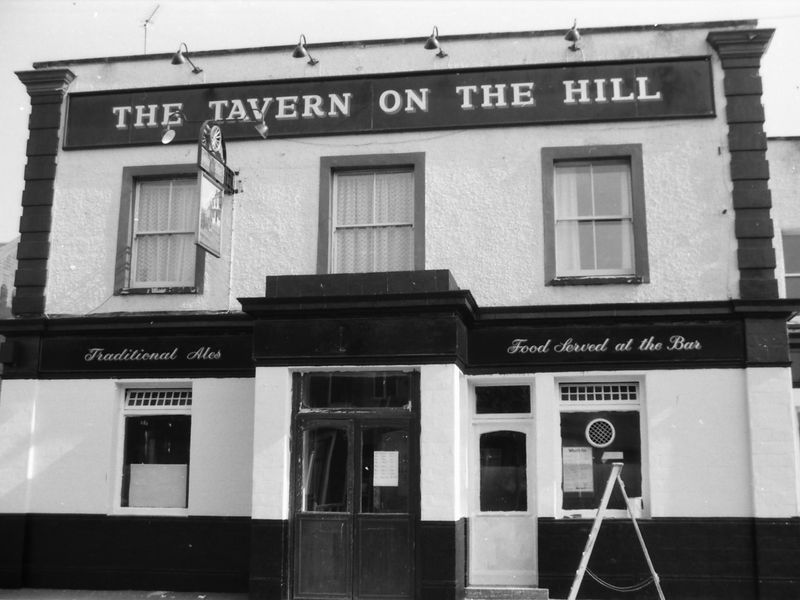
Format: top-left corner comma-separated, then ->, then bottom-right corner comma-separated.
293,416 -> 417,600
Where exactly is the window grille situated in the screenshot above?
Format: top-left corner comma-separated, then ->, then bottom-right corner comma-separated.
559,383 -> 638,403
125,389 -> 192,409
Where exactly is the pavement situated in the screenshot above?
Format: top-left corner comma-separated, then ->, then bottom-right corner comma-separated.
0,591 -> 247,600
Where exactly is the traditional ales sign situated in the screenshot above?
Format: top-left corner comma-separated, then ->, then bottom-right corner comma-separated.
64,57 -> 713,148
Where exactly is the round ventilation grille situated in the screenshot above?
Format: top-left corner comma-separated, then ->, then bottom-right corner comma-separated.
585,418 -> 615,448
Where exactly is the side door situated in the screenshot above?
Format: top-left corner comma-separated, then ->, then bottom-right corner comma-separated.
468,385 -> 537,587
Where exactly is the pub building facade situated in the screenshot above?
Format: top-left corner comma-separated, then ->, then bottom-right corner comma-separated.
1,18 -> 798,600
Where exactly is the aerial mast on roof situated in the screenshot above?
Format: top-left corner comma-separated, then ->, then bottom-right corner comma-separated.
141,4 -> 160,54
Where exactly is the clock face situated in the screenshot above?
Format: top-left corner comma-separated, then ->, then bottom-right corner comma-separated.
207,125 -> 223,152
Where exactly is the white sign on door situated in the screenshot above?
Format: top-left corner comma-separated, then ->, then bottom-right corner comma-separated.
373,451 -> 399,487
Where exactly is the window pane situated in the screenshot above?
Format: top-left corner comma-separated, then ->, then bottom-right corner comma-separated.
787,277 -> 800,298
134,232 -> 195,286
138,182 -> 171,231
555,221 -> 597,272
122,415 -> 190,508
169,180 -> 197,229
361,427 -> 409,513
480,431 -> 527,512
593,161 -> 631,217
555,164 -> 592,218
375,172 -> 414,223
336,173 -> 373,226
374,226 -> 414,271
560,411 -> 640,511
303,372 -> 413,409
335,228 -> 373,272
476,386 -> 531,414
783,234 -> 800,274
595,220 -> 633,270
301,427 -> 349,512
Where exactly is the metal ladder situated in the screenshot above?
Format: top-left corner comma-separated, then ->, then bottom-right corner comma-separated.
567,462 -> 666,600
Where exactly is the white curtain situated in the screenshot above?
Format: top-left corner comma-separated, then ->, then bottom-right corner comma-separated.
333,170 -> 414,273
133,178 -> 196,286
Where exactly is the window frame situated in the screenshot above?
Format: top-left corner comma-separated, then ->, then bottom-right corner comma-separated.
114,164 -> 205,295
114,384 -> 193,516
317,153 -> 425,274
556,378 -> 647,519
542,144 -> 649,285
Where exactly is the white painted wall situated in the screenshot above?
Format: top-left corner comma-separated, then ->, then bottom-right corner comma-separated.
0,380 -> 38,512
419,364 -> 467,521
767,137 -> 800,299
0,377 -> 254,516
645,369 -> 753,517
251,367 -> 292,520
42,24 -> 745,315
189,378 -> 254,516
744,366 -> 798,517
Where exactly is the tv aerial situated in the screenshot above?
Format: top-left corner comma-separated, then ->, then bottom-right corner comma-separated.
141,4 -> 160,54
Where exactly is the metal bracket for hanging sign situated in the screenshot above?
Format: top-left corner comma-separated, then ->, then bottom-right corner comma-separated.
567,462 -> 666,600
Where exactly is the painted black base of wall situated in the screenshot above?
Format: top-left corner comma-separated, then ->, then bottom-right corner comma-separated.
418,519 -> 465,600
0,514 -> 250,592
246,519 -> 465,600
249,519 -> 288,599
539,517 -> 800,600
4,515 -> 800,600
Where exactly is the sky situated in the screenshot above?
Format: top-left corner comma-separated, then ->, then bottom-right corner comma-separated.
0,0 -> 799,243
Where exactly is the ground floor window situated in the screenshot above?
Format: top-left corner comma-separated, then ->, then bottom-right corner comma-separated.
121,389 -> 192,509
559,382 -> 642,514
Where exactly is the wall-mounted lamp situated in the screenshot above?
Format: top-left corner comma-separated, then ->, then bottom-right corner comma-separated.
254,111 -> 269,139
160,113 -> 269,144
160,109 -> 189,144
171,42 -> 203,74
564,20 -> 581,52
424,26 -> 447,58
292,34 -> 319,66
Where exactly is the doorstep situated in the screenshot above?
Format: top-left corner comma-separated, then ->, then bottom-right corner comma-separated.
465,587 -> 550,600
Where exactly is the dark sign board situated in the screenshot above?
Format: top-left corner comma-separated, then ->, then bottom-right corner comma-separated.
64,57 -> 714,148
469,321 -> 744,369
39,334 -> 254,376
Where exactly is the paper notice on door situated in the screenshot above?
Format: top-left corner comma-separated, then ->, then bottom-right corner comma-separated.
562,447 -> 594,493
373,451 -> 399,487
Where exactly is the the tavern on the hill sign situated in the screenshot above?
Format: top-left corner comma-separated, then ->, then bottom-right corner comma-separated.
64,57 -> 713,148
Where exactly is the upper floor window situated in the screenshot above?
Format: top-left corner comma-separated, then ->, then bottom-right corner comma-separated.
115,165 -> 204,295
543,145 -> 648,285
318,154 -> 425,274
782,232 -> 800,297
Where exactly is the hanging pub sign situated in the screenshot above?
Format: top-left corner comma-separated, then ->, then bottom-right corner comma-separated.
195,121 -> 232,257
63,57 -> 714,148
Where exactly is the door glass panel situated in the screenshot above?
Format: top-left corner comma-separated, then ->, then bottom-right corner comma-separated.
480,430 -> 527,512
361,426 -> 409,513
301,427 -> 349,512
